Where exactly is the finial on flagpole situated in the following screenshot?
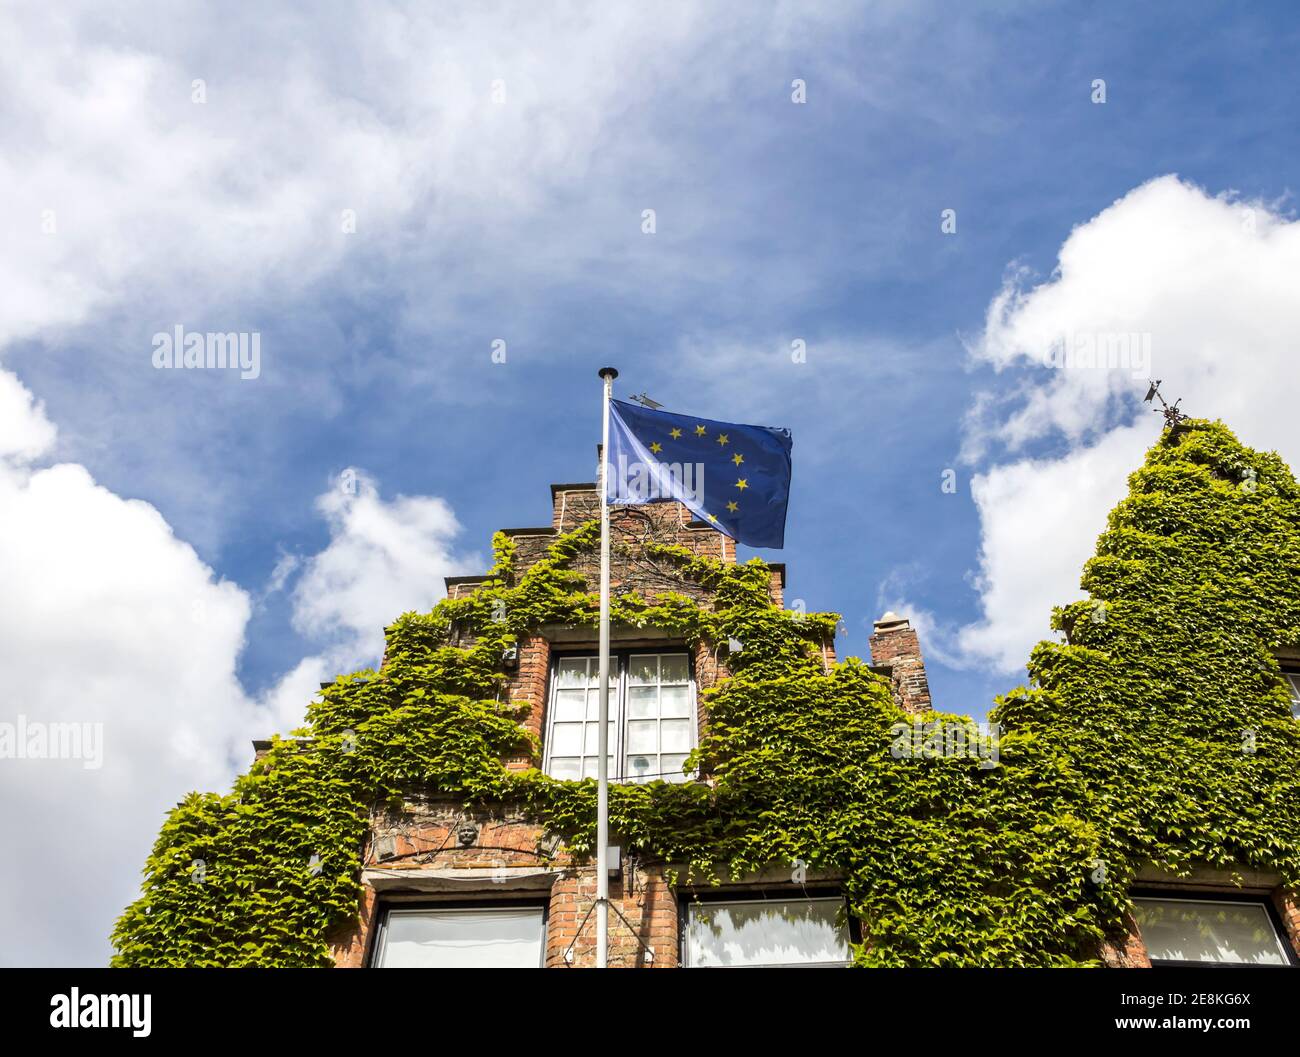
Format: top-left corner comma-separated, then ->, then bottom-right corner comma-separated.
599,366 -> 619,380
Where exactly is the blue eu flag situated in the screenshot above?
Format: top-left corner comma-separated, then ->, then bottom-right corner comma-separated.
606,400 -> 793,549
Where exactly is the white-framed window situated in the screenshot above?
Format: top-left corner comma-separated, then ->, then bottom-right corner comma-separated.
1132,896 -> 1294,966
543,651 -> 697,784
371,905 -> 546,968
1283,672 -> 1300,719
682,895 -> 853,967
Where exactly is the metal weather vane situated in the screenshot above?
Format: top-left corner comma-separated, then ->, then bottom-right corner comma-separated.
1143,379 -> 1187,429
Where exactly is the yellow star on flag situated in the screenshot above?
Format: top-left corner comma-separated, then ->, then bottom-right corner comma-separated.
669,428 -> 682,439
732,453 -> 744,466
707,513 -> 718,522
650,441 -> 662,454
735,478 -> 748,491
726,501 -> 738,513
694,424 -> 707,436
716,433 -> 729,446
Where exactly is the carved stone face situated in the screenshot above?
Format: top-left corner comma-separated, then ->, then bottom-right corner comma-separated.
455,820 -> 478,848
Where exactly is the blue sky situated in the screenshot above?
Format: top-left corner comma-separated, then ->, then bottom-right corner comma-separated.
3,1 -> 1299,964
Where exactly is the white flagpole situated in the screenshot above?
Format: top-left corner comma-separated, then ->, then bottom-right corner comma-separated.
596,366 -> 617,968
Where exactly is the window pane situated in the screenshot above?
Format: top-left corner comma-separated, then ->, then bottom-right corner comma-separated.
661,719 -> 692,753
660,753 -> 690,781
550,723 -> 583,756
627,686 -> 658,719
628,656 -> 658,685
583,721 -> 611,756
581,756 -> 614,780
549,758 -> 581,781
660,655 -> 690,684
553,651 -> 697,784
626,754 -> 656,781
627,720 -> 657,754
1133,898 -> 1289,965
660,685 -> 691,717
376,908 -> 544,968
548,655 -> 618,781
552,689 -> 586,722
685,898 -> 850,967
556,658 -> 590,688
621,653 -> 695,783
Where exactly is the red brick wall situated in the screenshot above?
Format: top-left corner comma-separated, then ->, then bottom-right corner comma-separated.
868,614 -> 932,714
504,634 -> 550,771
1100,913 -> 1153,968
546,868 -> 679,968
329,885 -> 378,969
1272,887 -> 1300,957
327,800 -> 680,968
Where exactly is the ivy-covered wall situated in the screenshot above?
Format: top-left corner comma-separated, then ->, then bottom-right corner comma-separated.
111,420 -> 1300,967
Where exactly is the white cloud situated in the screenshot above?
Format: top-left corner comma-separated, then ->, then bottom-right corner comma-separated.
0,368 -> 475,965
255,469 -> 481,731
0,370 -> 258,966
0,2 -> 861,350
951,425 -> 1146,672
263,551 -> 301,597
293,470 -> 479,659
917,176 -> 1300,673
0,1 -> 876,557
0,369 -> 57,461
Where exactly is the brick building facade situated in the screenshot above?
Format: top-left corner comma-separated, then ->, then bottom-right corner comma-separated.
303,481 -> 1298,969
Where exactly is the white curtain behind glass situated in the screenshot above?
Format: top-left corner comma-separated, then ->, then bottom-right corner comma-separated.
1133,899 -> 1287,965
685,898 -> 849,967
376,908 -> 544,968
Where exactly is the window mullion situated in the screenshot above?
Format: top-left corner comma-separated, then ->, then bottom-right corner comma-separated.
614,653 -> 626,781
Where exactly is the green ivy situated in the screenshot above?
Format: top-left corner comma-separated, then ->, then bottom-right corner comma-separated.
111,420 -> 1300,967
